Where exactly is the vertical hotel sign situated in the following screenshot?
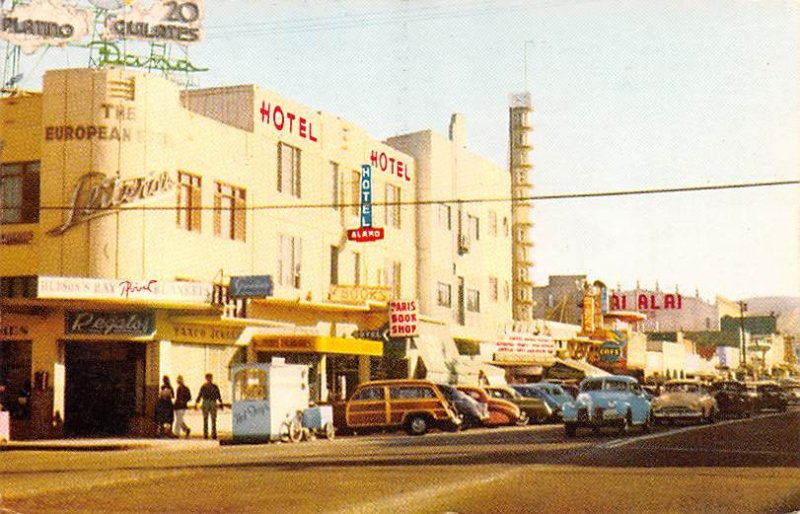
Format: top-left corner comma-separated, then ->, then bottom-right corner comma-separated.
347,165 -> 384,242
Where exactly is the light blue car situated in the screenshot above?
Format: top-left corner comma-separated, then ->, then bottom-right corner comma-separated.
562,375 -> 651,437
530,383 -> 573,408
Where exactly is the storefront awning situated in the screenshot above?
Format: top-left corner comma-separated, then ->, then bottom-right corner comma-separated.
413,334 -> 452,381
551,358 -> 611,378
252,335 -> 383,356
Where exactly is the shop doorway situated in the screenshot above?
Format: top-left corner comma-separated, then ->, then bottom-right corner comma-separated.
0,341 -> 32,436
65,342 -> 145,437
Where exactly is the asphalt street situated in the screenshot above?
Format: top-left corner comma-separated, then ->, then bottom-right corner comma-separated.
0,409 -> 797,514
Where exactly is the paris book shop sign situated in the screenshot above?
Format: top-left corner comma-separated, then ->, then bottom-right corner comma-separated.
0,0 -> 204,56
47,171 -> 175,236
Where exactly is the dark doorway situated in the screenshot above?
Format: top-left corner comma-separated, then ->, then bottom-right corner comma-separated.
65,342 -> 145,437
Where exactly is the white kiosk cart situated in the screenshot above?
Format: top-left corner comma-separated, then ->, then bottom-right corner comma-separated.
231,361 -> 310,442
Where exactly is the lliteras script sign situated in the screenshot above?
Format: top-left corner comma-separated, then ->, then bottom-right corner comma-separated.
389,299 -> 418,337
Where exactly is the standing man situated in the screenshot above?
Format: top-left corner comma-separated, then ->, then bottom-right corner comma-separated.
195,373 -> 223,439
173,375 -> 192,439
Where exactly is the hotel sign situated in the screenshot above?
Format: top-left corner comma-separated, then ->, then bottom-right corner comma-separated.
0,0 -> 92,55
347,165 -> 385,243
38,276 -> 213,304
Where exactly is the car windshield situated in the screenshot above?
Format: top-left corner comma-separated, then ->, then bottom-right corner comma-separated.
665,383 -> 700,394
604,381 -> 629,391
581,381 -> 603,392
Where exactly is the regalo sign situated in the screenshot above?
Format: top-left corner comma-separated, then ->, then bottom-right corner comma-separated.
0,0 -> 204,56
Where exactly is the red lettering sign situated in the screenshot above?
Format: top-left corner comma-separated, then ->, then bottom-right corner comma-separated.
347,227 -> 385,242
259,101 -> 318,142
370,150 -> 411,182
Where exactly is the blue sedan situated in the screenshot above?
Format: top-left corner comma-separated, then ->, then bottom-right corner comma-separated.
562,375 -> 652,437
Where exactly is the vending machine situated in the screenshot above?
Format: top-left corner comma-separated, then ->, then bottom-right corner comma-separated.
231,361 -> 309,442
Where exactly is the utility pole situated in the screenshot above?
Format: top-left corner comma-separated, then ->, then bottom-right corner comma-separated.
738,300 -> 748,376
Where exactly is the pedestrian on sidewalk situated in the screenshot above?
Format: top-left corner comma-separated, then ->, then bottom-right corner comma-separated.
195,373 -> 223,439
173,375 -> 192,439
155,376 -> 175,438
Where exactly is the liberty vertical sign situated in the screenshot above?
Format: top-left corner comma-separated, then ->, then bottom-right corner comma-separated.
347,164 -> 384,242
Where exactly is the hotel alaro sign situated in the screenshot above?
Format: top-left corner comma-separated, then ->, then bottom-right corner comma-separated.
347,164 -> 385,242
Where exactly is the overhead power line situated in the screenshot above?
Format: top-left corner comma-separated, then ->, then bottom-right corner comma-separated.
33,179 -> 800,212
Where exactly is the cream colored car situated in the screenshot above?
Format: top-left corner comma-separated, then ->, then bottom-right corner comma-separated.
651,380 -> 718,425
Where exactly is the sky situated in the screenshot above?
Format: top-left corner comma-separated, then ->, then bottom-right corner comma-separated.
10,0 -> 800,300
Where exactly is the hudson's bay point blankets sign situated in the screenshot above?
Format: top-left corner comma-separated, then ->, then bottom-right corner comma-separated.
495,333 -> 556,363
38,276 -> 213,304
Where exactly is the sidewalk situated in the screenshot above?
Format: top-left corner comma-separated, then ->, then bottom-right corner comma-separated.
0,437 -> 223,452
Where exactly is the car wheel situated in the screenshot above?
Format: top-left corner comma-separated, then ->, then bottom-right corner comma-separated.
709,408 -> 717,424
323,422 -> 336,440
618,412 -> 632,435
405,415 -> 429,436
515,411 -> 530,426
641,415 -> 650,433
564,422 -> 577,437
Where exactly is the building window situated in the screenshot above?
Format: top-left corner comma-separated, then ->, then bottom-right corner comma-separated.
177,172 -> 201,232
438,204 -> 451,230
277,142 -> 301,197
353,252 -> 361,286
503,217 -> 509,237
330,246 -> 339,285
489,211 -> 498,237
468,214 -> 480,241
504,281 -> 510,301
467,289 -> 480,312
330,162 -> 340,211
0,276 -> 37,298
214,182 -> 246,241
350,170 -> 361,215
277,234 -> 302,288
385,184 -> 401,228
489,277 -> 498,302
437,282 -> 452,308
0,161 -> 39,224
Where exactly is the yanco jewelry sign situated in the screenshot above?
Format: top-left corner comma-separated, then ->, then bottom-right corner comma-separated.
0,0 -> 204,56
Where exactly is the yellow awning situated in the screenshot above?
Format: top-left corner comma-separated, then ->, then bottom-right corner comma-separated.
251,334 -> 383,356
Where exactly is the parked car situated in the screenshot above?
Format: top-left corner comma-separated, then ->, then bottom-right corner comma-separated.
484,386 -> 549,425
511,384 -> 562,421
436,384 -> 489,428
755,382 -> 788,412
709,380 -> 755,418
781,383 -> 800,405
546,380 -> 579,399
562,375 -> 651,437
345,379 -> 462,436
529,383 -> 573,409
456,385 -> 523,427
650,380 -> 718,425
